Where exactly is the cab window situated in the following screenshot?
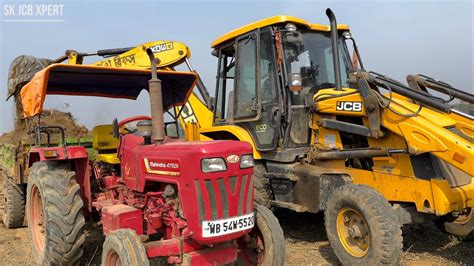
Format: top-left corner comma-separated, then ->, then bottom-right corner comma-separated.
234,34 -> 257,119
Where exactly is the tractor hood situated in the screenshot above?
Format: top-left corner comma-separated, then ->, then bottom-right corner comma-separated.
20,64 -> 197,117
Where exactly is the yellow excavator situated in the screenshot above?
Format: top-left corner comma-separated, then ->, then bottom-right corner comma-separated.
5,8 -> 473,265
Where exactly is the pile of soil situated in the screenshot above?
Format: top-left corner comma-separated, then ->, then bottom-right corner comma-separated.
0,110 -> 90,145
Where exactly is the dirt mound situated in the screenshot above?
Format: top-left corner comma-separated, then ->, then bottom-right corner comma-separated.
0,110 -> 90,145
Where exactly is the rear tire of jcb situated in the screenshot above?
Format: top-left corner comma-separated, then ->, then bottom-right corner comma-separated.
26,161 -> 85,265
325,184 -> 402,265
435,208 -> 474,241
2,174 -> 25,228
253,164 -> 273,210
101,229 -> 150,266
237,203 -> 285,266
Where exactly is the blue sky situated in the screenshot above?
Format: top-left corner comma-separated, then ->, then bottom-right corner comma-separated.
0,0 -> 472,133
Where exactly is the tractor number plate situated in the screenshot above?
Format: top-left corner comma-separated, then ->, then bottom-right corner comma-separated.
202,213 -> 254,238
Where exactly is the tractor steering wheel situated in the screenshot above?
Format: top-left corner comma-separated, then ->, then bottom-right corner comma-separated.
117,116 -> 152,134
118,116 -> 152,127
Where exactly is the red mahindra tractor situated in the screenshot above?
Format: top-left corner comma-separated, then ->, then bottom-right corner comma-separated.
18,50 -> 285,265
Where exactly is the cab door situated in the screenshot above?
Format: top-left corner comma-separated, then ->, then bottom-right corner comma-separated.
235,30 -> 281,151
213,29 -> 281,151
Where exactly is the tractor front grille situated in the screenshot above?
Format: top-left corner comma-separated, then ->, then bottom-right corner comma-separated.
194,174 -> 253,223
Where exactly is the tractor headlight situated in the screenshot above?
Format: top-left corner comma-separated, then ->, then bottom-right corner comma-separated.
240,154 -> 254,169
201,158 -> 227,173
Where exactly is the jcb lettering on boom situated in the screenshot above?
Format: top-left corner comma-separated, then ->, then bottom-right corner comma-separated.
181,102 -> 198,124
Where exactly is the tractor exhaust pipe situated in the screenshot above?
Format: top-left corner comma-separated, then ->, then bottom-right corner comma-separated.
326,8 -> 342,91
146,49 -> 165,144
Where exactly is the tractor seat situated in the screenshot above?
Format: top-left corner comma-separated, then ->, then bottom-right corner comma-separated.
92,124 -> 120,165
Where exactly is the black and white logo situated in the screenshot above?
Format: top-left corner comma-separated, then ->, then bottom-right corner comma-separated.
336,101 -> 362,112
150,42 -> 174,53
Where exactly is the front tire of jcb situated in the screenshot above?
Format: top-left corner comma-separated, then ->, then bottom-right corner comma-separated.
253,164 -> 273,210
26,161 -> 85,265
237,203 -> 285,266
101,229 -> 150,266
325,184 -> 402,265
2,173 -> 25,228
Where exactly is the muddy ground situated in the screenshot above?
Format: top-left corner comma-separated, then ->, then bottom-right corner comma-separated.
1,174 -> 472,266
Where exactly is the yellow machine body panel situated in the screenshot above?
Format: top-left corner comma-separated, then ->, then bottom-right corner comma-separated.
175,93 -> 262,159
177,93 -> 214,129
311,88 -> 474,215
198,125 -> 262,159
347,168 -> 474,216
314,89 -> 473,175
212,15 -> 349,47
93,40 -> 191,69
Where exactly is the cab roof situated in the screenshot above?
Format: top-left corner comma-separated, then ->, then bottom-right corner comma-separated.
211,15 -> 350,48
20,64 -> 197,118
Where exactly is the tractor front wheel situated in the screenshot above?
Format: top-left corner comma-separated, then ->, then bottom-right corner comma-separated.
237,203 -> 285,266
436,208 -> 474,241
101,229 -> 150,266
325,184 -> 402,265
26,161 -> 86,265
2,174 -> 25,228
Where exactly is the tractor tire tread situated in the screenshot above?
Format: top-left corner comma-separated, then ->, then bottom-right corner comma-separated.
253,164 -> 273,210
101,229 -> 150,266
2,173 -> 25,229
255,203 -> 285,266
27,161 -> 85,265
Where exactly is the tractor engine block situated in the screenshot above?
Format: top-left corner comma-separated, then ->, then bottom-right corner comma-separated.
96,182 -> 190,239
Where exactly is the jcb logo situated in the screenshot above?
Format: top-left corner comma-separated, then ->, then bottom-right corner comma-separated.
181,102 -> 197,124
336,101 -> 362,112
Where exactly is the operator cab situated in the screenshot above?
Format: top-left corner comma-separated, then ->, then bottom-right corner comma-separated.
210,16 -> 355,155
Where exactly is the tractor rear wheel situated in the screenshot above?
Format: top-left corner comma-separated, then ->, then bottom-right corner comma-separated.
2,174 -> 25,228
325,184 -> 402,265
101,229 -> 150,266
435,208 -> 474,241
26,161 -> 85,265
253,164 -> 273,210
237,203 -> 285,266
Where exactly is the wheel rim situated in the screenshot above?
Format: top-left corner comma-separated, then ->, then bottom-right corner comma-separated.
237,229 -> 265,265
29,184 -> 45,253
453,208 -> 472,225
105,249 -> 122,266
336,207 -> 370,258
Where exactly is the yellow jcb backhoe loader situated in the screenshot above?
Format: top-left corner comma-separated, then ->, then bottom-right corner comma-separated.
174,9 -> 474,265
